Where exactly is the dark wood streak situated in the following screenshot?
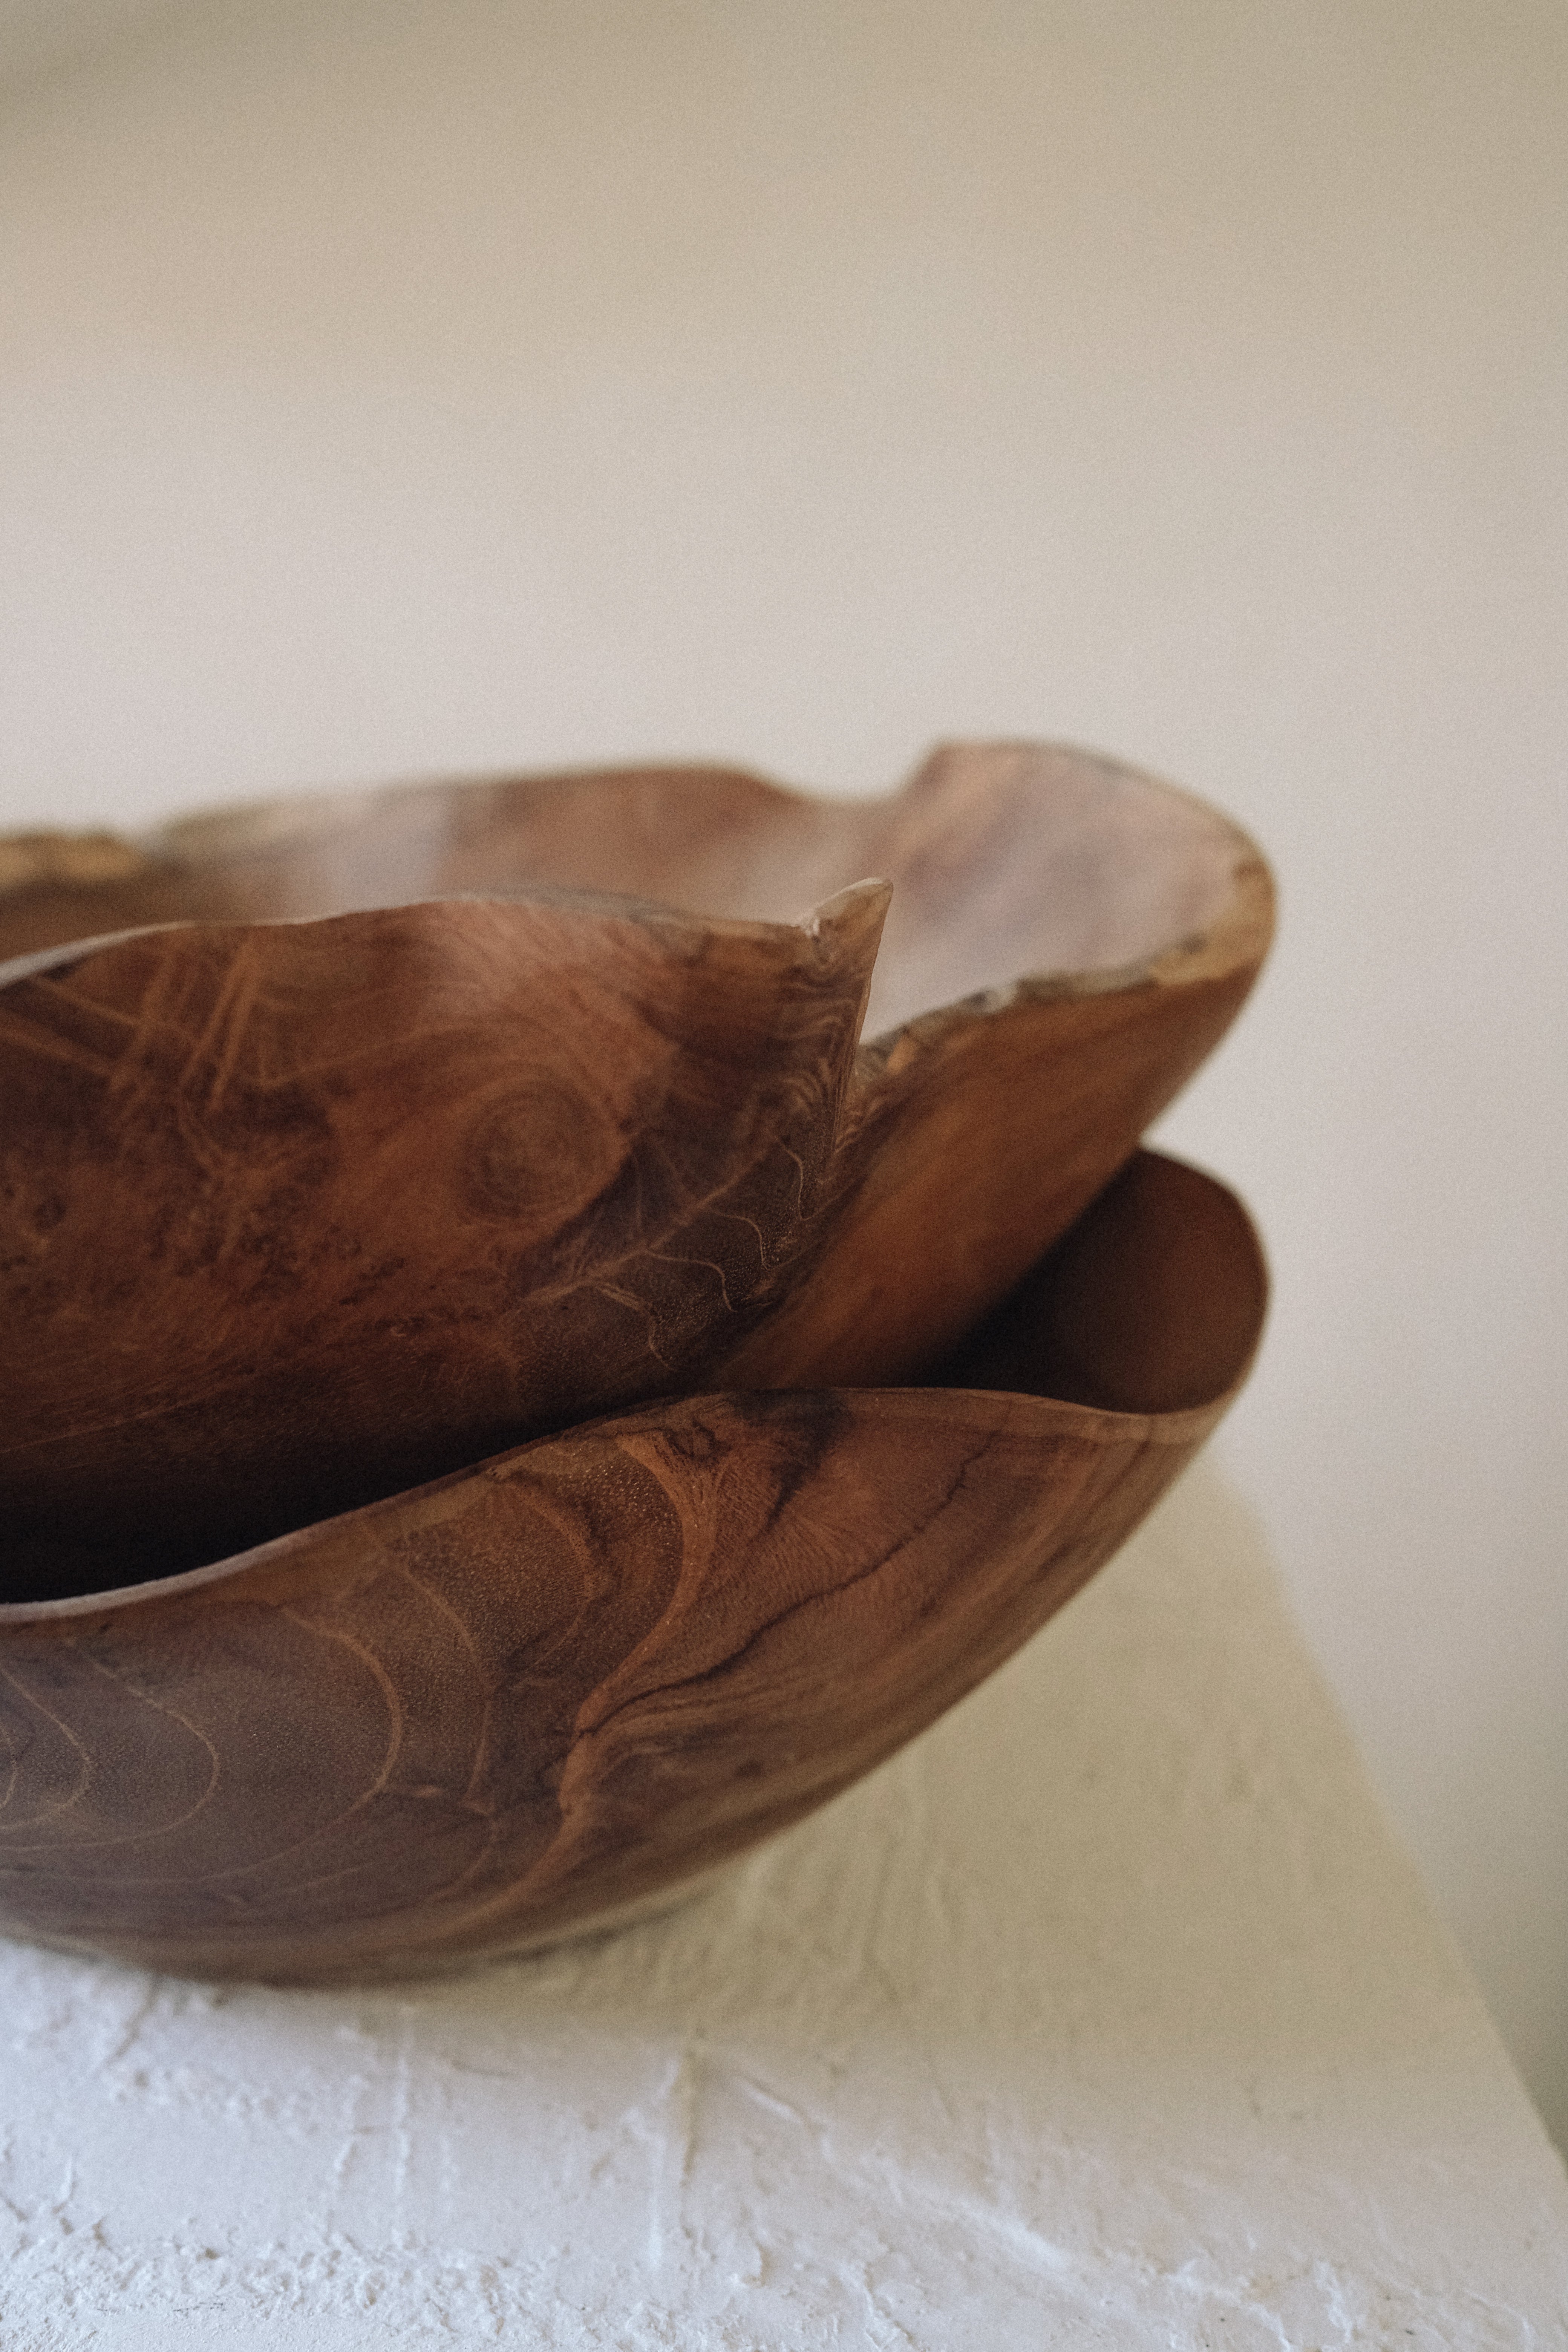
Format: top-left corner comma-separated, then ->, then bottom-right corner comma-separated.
0,744 -> 1271,1591
0,1152 -> 1266,1984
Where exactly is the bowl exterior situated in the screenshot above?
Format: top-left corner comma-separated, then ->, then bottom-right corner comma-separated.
0,886 -> 885,1586
0,746 -> 1271,1591
0,1374 -> 1229,1985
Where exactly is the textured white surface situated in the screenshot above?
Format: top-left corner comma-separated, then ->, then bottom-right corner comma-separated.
5,1466 -> 1566,2349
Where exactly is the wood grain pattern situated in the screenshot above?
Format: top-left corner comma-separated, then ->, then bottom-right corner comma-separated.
0,1151 -> 1266,1985
0,743 -> 1271,1586
0,885 -> 887,1592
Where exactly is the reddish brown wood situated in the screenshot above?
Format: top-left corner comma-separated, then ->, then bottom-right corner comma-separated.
0,744 -> 1271,1584
0,884 -> 887,1589
0,1150 -> 1265,1985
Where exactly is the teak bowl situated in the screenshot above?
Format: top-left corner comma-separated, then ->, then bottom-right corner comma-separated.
0,743 -> 1271,1596
0,1150 -> 1266,1985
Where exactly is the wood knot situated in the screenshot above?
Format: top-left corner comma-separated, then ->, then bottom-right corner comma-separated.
459,1080 -> 625,1238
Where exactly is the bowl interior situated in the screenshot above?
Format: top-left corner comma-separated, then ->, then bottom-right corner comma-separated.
0,742 -> 1251,1038
0,1150 -> 1265,1611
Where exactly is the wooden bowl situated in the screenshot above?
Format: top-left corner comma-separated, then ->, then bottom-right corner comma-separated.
0,743 -> 1271,1596
0,1150 -> 1266,1985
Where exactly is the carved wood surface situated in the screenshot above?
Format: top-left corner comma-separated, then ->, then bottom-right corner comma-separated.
0,885 -> 887,1590
0,744 -> 1272,1586
0,1152 -> 1266,1985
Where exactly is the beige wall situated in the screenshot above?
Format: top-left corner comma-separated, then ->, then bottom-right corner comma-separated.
4,0 -> 1565,2138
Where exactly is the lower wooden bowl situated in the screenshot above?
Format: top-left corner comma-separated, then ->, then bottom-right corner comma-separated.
0,1150 -> 1265,1985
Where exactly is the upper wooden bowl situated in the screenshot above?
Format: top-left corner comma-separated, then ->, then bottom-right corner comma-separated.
0,743 -> 1270,1599
0,1149 -> 1266,1986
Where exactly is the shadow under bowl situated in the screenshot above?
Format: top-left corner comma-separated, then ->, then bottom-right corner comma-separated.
0,1150 -> 1265,1986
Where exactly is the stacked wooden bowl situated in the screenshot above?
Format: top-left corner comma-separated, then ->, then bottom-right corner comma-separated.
0,742 -> 1271,1982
